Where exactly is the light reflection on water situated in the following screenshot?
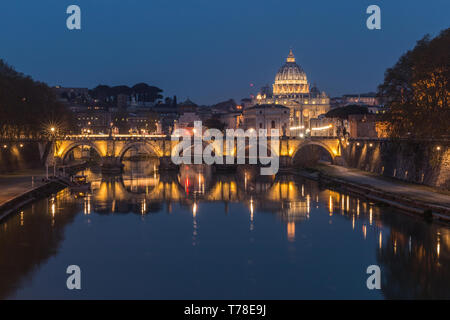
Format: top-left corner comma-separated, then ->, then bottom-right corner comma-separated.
0,161 -> 449,299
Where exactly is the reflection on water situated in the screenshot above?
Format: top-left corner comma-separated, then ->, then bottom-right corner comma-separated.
0,161 -> 449,299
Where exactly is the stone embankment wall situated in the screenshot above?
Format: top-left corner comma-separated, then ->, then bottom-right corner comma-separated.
342,140 -> 450,190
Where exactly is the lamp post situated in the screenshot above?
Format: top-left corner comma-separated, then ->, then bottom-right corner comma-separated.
47,126 -> 58,179
52,127 -> 56,177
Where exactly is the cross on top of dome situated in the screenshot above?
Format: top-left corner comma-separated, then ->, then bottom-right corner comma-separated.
286,49 -> 295,63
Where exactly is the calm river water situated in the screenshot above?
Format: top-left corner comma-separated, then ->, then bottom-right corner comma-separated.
0,161 -> 449,299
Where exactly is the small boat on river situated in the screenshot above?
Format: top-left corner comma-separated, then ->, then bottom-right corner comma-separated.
69,175 -> 91,193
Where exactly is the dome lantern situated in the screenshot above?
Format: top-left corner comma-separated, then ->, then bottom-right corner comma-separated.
286,49 -> 296,63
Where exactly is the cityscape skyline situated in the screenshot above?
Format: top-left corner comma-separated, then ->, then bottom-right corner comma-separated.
0,0 -> 448,104
0,1 -> 449,303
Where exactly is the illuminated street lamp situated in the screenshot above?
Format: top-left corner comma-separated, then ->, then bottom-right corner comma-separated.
46,125 -> 59,179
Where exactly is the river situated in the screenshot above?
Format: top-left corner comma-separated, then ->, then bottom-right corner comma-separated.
0,160 -> 449,299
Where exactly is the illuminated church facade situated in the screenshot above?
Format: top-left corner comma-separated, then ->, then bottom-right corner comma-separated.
252,49 -> 330,136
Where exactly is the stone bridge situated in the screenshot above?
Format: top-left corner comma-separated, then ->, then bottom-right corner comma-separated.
3,135 -> 446,187
48,134 -> 343,171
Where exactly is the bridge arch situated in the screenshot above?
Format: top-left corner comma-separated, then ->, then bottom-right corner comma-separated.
120,175 -> 161,195
171,140 -> 217,160
59,141 -> 105,164
234,141 -> 279,162
117,141 -> 163,161
291,141 -> 337,166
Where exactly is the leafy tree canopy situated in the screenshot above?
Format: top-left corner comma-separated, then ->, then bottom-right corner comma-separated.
203,117 -> 226,131
325,104 -> 369,119
90,83 -> 163,104
0,59 -> 74,138
378,28 -> 450,138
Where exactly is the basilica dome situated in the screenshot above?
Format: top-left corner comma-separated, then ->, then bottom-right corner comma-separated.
273,49 -> 309,95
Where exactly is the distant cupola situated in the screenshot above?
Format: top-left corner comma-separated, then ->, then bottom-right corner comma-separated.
273,49 -> 309,96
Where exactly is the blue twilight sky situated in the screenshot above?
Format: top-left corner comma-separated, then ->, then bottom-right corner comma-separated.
0,0 -> 448,105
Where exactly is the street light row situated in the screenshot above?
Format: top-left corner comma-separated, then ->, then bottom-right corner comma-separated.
2,143 -> 24,149
344,141 -> 443,151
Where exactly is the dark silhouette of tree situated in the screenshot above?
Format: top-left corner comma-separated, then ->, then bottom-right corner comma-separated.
204,118 -> 226,131
172,95 -> 177,108
0,59 -> 74,138
131,83 -> 163,102
111,85 -> 132,95
164,97 -> 173,105
90,83 -> 163,107
89,85 -> 113,101
378,28 -> 450,138
325,104 -> 369,119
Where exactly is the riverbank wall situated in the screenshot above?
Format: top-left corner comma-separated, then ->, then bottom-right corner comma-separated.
0,180 -> 67,221
296,168 -> 450,223
342,139 -> 450,190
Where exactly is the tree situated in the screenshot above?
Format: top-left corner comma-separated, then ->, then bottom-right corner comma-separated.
0,59 -> 74,138
172,95 -> 177,108
131,83 -> 163,102
164,97 -> 173,105
378,28 -> 450,138
89,85 -> 113,101
204,118 -> 226,131
90,83 -> 164,106
325,105 -> 369,119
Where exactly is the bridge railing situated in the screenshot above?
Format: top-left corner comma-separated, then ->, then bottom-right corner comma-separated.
59,134 -> 343,141
62,134 -> 168,140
